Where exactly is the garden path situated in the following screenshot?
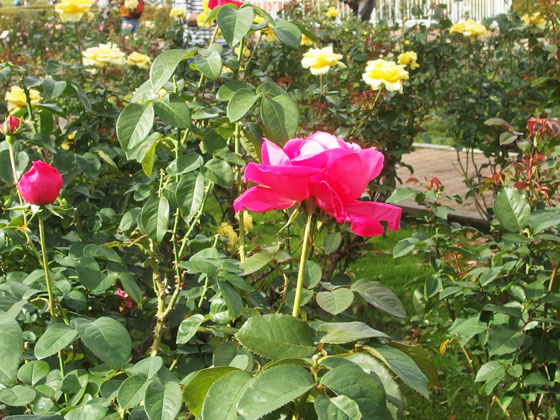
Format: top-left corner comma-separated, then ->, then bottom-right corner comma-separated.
396,144 -> 494,224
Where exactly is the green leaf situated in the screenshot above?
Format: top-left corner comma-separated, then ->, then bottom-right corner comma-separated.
227,88 -> 258,122
389,342 -> 438,387
324,232 -> 342,255
474,361 -> 505,395
0,385 -> 36,406
203,133 -> 227,153
256,81 -> 286,97
528,208 -> 560,232
364,344 -> 429,398
116,103 -> 155,154
182,367 -> 238,417
235,314 -> 315,360
272,19 -> 302,48
351,279 -> 406,318
177,314 -> 205,344
4,416 -> 62,420
0,314 -> 23,386
140,141 -> 158,178
203,159 -> 233,188
217,280 -> 243,320
150,49 -> 190,92
316,289 -> 354,315
217,6 -> 254,47
154,93 -> 191,129
34,323 -> 77,360
17,361 -> 49,386
42,78 -> 67,99
314,321 -> 388,344
130,356 -> 164,379
144,381 -> 182,420
119,273 -> 143,305
76,317 -> 132,369
200,370 -> 252,420
393,238 -> 418,258
167,153 -> 204,175
175,173 -> 205,223
261,95 -> 299,144
488,325 -> 525,356
448,317 -> 487,345
237,364 -> 314,420
217,80 -> 251,100
314,394 -> 362,420
194,50 -> 222,80
494,187 -> 530,233
76,256 -> 103,290
386,187 -> 419,204
320,363 -> 392,419
240,252 -> 272,275
138,197 -> 170,243
118,375 -> 149,410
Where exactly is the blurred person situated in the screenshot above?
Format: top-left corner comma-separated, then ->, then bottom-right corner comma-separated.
120,0 -> 144,33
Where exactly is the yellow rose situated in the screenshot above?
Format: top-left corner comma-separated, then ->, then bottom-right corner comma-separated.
301,46 -> 346,76
301,34 -> 313,46
54,0 -> 95,22
404,40 -> 410,45
170,8 -> 187,19
124,0 -> 137,9
522,13 -> 547,30
127,51 -> 151,69
398,51 -> 419,70
217,223 -> 238,249
450,19 -> 486,38
253,15 -> 265,24
326,6 -> 340,18
5,85 -> 42,113
197,0 -> 211,27
83,43 -> 126,68
362,59 -> 409,92
261,26 -> 278,42
234,46 -> 250,58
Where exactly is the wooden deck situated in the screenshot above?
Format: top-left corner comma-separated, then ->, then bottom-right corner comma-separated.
395,144 -> 494,223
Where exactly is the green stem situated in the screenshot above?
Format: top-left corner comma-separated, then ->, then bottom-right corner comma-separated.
234,123 -> 246,262
292,212 -> 314,318
74,22 -> 84,66
196,25 -> 220,93
371,88 -> 382,111
319,74 -> 324,96
38,212 -> 56,320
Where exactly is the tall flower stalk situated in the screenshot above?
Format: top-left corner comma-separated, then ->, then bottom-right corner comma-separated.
292,206 -> 315,318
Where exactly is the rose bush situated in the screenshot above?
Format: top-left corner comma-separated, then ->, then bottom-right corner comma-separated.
234,131 -> 401,237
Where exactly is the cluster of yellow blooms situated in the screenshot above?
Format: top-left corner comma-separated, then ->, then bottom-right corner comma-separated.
54,0 -> 95,22
170,8 -> 187,19
325,6 -> 340,19
300,44 -> 419,92
82,44 -> 151,69
450,19 -> 487,38
5,86 -> 42,114
521,12 -> 547,30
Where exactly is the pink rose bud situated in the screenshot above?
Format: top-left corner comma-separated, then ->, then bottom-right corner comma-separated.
55,24 -> 62,30
99,25 -> 104,31
18,161 -> 63,205
1,115 -> 21,135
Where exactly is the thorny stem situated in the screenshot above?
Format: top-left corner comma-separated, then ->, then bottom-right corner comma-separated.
74,22 -> 84,66
292,211 -> 314,318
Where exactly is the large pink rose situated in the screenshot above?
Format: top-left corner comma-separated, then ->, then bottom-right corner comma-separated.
18,161 -> 63,205
208,0 -> 242,9
234,132 -> 401,237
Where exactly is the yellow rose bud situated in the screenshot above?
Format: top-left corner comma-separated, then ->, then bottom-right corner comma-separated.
217,223 -> 238,249
450,19 -> 486,38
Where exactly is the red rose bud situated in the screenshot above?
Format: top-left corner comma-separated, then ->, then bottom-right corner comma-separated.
1,115 -> 21,136
208,0 -> 242,9
18,161 -> 63,205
